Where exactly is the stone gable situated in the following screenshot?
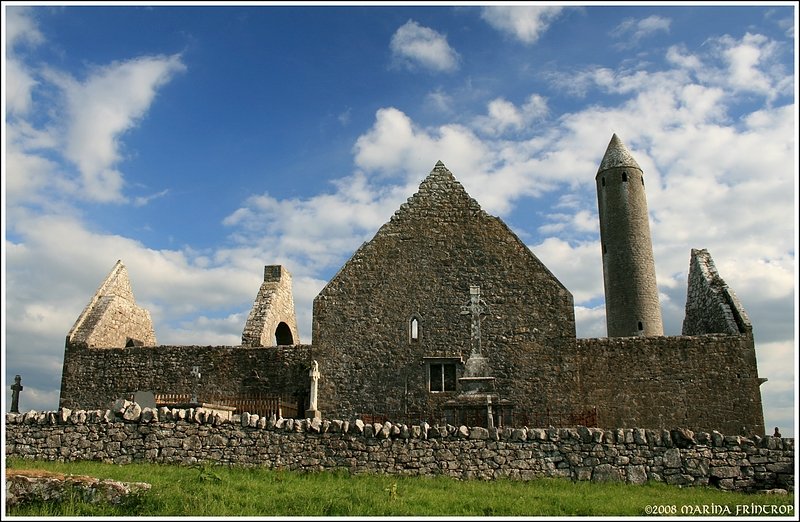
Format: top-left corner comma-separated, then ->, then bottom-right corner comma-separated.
313,161 -> 576,420
66,260 -> 156,349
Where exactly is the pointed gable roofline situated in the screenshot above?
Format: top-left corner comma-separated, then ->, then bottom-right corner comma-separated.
316,161 -> 572,300
597,133 -> 642,176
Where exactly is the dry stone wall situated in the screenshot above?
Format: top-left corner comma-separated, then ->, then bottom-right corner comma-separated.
6,406 -> 793,493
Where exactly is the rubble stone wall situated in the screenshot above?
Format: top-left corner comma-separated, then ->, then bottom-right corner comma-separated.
682,248 -> 752,336
573,334 -> 765,436
6,406 -> 793,493
242,265 -> 300,347
58,345 -> 312,411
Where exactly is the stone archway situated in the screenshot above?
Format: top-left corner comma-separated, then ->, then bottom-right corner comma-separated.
275,322 -> 294,345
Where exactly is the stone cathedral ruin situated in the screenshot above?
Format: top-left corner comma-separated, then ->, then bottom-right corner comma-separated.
58,134 -> 766,437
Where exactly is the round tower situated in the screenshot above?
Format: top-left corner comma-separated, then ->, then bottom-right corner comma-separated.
596,134 -> 663,337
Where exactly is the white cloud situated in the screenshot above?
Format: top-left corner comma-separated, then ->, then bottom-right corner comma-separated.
5,6 -> 44,49
425,88 -> 454,114
45,55 -> 186,202
480,6 -> 565,44
473,94 -> 549,136
611,15 -> 671,48
133,189 -> 170,207
390,19 -> 460,73
6,57 -> 39,115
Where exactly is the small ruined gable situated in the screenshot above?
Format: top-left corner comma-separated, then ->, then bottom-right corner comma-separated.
682,248 -> 752,336
66,260 -> 157,349
242,265 -> 299,346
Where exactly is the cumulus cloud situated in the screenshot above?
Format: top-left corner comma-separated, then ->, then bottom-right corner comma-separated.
480,6 -> 565,44
473,94 -> 549,136
5,8 -> 185,209
43,55 -> 186,202
390,19 -> 460,72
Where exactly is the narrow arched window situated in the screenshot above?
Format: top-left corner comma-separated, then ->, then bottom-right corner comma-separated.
601,177 -> 605,187
638,321 -> 644,331
622,171 -> 628,182
641,176 -> 644,186
410,317 -> 420,342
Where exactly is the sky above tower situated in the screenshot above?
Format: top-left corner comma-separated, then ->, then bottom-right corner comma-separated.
3,2 -> 797,436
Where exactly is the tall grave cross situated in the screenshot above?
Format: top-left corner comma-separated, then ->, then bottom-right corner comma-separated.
10,375 -> 23,413
460,285 -> 489,357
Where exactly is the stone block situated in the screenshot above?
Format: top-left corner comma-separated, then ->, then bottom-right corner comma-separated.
710,466 -> 741,479
592,464 -> 623,483
626,465 -> 648,485
663,448 -> 681,468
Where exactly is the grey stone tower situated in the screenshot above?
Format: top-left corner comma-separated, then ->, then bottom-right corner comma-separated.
596,134 -> 663,337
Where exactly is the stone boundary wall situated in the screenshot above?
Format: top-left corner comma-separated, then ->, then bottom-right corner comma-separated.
6,404 -> 793,493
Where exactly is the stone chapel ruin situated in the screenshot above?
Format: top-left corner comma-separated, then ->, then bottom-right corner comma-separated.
58,134 -> 767,436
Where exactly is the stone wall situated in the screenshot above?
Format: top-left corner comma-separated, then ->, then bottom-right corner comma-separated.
313,162 -> 577,421
66,260 -> 156,349
58,344 -> 312,412
573,334 -> 765,436
682,248 -> 752,335
56,335 -> 764,437
6,406 -> 793,493
242,265 -> 300,347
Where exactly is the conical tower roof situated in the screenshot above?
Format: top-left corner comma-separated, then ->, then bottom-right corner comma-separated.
597,134 -> 642,174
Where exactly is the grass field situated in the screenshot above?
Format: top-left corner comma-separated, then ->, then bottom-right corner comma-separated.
5,458 -> 796,517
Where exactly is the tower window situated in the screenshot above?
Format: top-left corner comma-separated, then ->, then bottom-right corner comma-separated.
638,321 -> 644,331
622,171 -> 628,182
410,317 -> 420,342
641,176 -> 645,186
601,177 -> 605,187
602,244 -> 607,254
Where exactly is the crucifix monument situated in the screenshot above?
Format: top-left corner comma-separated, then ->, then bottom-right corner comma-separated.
10,375 -> 23,413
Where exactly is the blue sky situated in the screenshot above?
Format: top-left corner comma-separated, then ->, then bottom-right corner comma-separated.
3,2 -> 797,436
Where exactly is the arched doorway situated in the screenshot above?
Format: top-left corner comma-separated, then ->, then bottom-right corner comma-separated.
275,322 -> 294,345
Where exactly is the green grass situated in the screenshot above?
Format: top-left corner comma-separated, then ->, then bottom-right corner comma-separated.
6,458 -> 795,517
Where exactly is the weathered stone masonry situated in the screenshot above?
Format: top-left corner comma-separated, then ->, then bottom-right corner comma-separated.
6,406 -> 793,493
59,345 -> 311,413
56,135 -> 768,439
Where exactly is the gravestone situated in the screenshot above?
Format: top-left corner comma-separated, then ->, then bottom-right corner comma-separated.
133,390 -> 157,409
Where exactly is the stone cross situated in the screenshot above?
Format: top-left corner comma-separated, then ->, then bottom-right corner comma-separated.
308,360 -> 320,412
460,285 -> 489,357
10,375 -> 23,413
190,366 -> 201,403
